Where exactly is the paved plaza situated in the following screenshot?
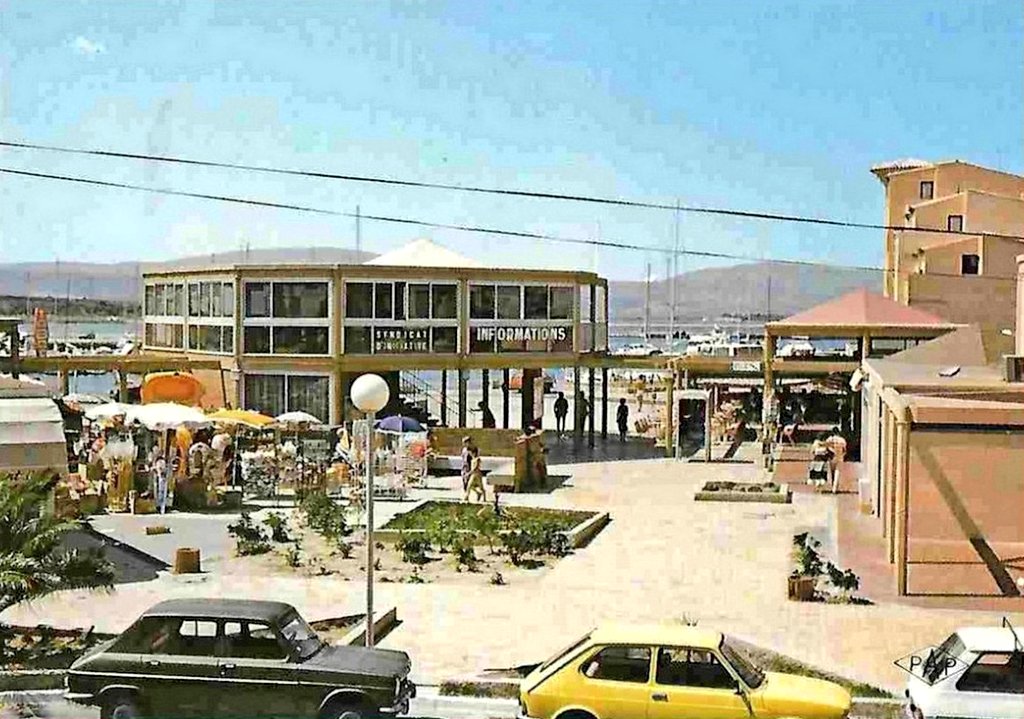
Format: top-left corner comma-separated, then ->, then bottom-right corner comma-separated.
5,448 -> 1022,693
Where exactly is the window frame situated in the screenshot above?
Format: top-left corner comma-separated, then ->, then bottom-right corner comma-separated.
947,214 -> 964,233
578,644 -> 654,684
960,253 -> 980,276
653,646 -> 741,691
920,180 -> 934,200
242,278 -> 333,357
242,371 -> 332,422
342,279 -> 459,354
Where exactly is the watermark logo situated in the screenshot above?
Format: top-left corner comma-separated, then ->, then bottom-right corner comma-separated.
894,646 -> 968,686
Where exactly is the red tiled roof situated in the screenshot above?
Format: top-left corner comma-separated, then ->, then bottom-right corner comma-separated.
773,289 -> 949,328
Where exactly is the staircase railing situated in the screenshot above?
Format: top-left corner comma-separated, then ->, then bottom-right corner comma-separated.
399,370 -> 459,426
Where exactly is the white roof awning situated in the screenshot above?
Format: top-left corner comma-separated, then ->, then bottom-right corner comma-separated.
364,238 -> 484,268
0,397 -> 67,474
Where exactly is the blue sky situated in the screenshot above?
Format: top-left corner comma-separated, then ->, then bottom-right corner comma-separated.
0,0 -> 1021,280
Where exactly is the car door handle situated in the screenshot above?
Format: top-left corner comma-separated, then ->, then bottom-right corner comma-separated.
652,693 -> 668,702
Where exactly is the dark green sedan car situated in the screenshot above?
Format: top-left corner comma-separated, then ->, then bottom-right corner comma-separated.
65,598 -> 415,719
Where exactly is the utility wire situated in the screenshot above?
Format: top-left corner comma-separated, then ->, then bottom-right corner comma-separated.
2,138 -> 1021,242
1,165 -> 1020,283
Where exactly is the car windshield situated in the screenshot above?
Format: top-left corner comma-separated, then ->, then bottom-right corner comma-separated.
539,631 -> 593,672
720,637 -> 765,689
280,613 -> 322,659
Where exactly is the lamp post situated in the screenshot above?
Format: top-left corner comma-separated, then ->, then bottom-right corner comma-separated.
350,373 -> 390,647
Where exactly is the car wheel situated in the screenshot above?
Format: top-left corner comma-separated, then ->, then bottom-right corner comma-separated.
322,702 -> 372,719
101,695 -> 141,719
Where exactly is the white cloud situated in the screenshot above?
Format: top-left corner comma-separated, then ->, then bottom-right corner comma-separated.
71,36 -> 106,55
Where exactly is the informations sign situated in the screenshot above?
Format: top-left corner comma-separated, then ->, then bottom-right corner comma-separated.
731,360 -> 761,373
473,326 -> 569,343
373,327 -> 429,353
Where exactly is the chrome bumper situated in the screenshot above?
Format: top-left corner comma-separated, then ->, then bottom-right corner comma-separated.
64,691 -> 95,705
380,680 -> 416,715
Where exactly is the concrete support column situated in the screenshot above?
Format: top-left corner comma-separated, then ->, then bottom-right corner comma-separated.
704,394 -> 713,463
600,367 -> 608,439
521,368 -> 539,431
761,334 -> 777,448
440,369 -> 448,426
572,366 -> 582,446
894,418 -> 911,595
502,368 -> 510,429
665,378 -> 675,458
587,367 -> 595,448
457,367 -> 468,428
59,370 -> 70,396
860,333 -> 870,361
481,369 -> 490,412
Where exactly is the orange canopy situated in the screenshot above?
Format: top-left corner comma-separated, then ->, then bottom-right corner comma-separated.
141,372 -> 205,406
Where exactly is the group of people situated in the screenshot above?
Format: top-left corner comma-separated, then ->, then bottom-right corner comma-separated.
552,391 -> 634,442
808,427 -> 847,493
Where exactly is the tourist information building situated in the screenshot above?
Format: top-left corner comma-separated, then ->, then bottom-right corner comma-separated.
140,239 -> 609,428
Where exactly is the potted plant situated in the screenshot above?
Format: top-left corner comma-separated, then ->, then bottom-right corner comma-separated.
788,532 -> 822,601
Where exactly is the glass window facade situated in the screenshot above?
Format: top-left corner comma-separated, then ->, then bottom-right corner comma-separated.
470,285 -> 495,319
408,284 -> 430,319
273,282 -> 328,318
145,283 -> 184,316
244,326 -> 271,354
272,326 -> 329,355
188,325 -> 234,354
524,286 -> 548,319
345,282 -> 373,318
496,286 -> 521,319
549,286 -> 574,319
432,285 -> 457,319
245,283 -> 271,318
244,374 -> 329,424
144,322 -> 184,349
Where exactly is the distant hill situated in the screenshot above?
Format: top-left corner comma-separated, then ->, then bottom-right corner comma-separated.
0,248 -> 375,300
609,262 -> 882,322
0,251 -> 880,321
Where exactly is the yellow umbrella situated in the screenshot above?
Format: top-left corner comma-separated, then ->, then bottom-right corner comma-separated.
207,408 -> 275,428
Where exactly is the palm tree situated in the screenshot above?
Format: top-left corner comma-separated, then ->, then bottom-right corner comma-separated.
0,471 -> 115,622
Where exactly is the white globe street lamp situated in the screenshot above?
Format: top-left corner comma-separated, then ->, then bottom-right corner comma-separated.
350,373 -> 390,647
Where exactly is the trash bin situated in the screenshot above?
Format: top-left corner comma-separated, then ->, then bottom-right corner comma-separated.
858,475 -> 873,515
174,547 -> 201,574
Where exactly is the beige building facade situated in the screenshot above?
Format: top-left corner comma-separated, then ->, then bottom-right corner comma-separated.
871,159 -> 1024,332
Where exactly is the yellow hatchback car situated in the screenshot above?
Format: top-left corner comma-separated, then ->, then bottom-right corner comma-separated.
519,624 -> 851,719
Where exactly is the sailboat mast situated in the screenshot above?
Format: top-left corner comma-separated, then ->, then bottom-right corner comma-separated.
643,262 -> 651,342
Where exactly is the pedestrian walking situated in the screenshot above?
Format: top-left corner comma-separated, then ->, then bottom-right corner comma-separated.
153,456 -> 170,514
464,446 -> 486,503
616,398 -> 629,441
808,433 -> 832,489
826,426 -> 848,493
576,391 -> 590,435
553,392 -> 569,437
460,435 -> 474,492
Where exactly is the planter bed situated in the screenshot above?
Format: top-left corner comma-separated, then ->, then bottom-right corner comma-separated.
377,500 -> 605,550
695,481 -> 791,504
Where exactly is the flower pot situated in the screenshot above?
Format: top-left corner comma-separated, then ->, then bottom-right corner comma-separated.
788,575 -> 816,601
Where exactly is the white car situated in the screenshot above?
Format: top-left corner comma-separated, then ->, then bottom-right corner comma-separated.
905,627 -> 1024,719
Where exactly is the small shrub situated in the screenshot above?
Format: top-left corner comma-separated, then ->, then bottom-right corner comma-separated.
489,571 -> 506,586
285,544 -> 301,568
403,567 -> 427,584
451,537 -> 479,572
426,519 -> 460,554
395,533 -> 431,565
791,533 -> 823,578
500,528 -> 535,566
300,493 -> 351,541
825,562 -> 861,598
336,540 -> 354,559
262,512 -> 292,543
228,512 -> 271,556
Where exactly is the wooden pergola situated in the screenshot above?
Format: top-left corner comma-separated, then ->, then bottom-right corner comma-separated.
762,289 -> 962,443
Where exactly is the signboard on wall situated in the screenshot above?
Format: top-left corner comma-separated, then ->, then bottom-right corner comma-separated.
372,327 -> 429,353
473,326 -> 568,343
731,360 -> 761,373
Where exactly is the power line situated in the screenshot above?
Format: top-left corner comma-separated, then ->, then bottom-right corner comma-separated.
2,138 -> 1019,242
1,164 -> 1020,284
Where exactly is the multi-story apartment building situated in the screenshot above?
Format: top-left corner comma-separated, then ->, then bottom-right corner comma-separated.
871,159 -> 1024,332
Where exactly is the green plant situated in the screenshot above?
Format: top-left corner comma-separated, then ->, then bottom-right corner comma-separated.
825,562 -> 861,598
451,537 -> 479,572
426,519 -> 460,554
489,571 -> 505,586
0,473 -> 115,635
499,527 -> 536,566
262,513 -> 292,543
335,540 -> 354,559
791,533 -> 823,578
395,533 -> 431,565
300,493 -> 351,542
403,567 -> 427,584
228,512 -> 271,556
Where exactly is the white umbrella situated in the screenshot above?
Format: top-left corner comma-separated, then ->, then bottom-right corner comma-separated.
273,411 -> 323,426
85,402 -> 133,421
62,393 -> 107,406
128,403 -> 212,431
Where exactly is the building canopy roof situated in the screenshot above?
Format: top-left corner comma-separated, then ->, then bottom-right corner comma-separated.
364,238 -> 484,268
0,397 -> 67,474
766,288 -> 955,337
886,325 -> 1014,368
